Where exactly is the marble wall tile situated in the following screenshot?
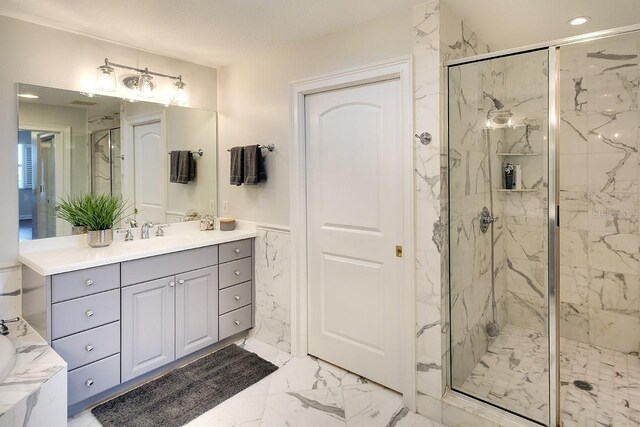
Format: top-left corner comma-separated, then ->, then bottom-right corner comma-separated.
588,192 -> 639,234
559,192 -> 589,230
588,269 -> 640,315
559,229 -> 589,268
589,308 -> 640,353
560,266 -> 589,307
588,231 -> 639,275
249,228 -> 291,353
559,302 -> 590,343
0,265 -> 21,319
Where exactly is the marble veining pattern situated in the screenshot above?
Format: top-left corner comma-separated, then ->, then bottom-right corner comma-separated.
68,337 -> 445,427
0,319 -> 67,426
0,265 -> 21,319
460,324 -> 640,426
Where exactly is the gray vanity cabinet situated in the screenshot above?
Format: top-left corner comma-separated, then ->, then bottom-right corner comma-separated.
175,266 -> 219,359
121,276 -> 176,383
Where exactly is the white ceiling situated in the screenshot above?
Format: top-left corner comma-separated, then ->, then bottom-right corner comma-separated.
0,0 -> 423,67
441,0 -> 640,52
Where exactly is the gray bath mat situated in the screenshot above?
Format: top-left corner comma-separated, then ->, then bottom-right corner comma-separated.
92,344 -> 278,427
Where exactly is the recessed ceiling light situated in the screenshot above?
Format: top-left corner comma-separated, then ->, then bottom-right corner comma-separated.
568,16 -> 590,26
18,93 -> 39,99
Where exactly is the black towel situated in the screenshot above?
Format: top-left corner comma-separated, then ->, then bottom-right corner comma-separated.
176,150 -> 194,184
169,151 -> 180,183
230,146 -> 244,186
243,145 -> 267,185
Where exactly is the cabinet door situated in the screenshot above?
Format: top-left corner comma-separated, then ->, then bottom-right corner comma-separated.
121,276 -> 175,382
175,266 -> 219,358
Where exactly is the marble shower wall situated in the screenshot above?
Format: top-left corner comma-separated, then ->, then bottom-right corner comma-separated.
249,228 -> 291,353
414,0 -> 492,408
0,265 -> 21,319
559,34 -> 640,354
89,113 -> 120,196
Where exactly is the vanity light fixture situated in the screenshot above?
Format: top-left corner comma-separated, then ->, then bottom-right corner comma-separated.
568,16 -> 590,26
18,93 -> 39,99
96,58 -> 188,104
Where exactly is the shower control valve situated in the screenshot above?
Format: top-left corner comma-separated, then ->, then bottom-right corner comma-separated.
479,207 -> 499,233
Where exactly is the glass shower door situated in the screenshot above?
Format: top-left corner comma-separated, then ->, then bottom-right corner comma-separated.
448,48 -> 551,424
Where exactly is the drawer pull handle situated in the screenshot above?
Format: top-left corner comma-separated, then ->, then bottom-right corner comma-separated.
234,270 -> 241,276
86,345 -> 94,352
178,279 -> 185,285
85,310 -> 94,317
85,279 -> 93,287
234,295 -> 241,301
86,379 -> 94,387
234,320 -> 241,326
234,248 -> 241,253
169,282 -> 175,287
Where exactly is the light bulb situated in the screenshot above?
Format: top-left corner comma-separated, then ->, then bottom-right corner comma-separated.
172,80 -> 187,105
136,72 -> 154,98
96,64 -> 116,92
507,117 -> 513,127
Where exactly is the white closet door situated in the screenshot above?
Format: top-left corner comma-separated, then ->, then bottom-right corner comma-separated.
306,79 -> 403,391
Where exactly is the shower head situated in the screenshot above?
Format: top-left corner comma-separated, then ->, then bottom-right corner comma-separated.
482,91 -> 504,110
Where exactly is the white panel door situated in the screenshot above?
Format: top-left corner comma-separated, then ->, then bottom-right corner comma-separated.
306,79 -> 403,391
133,121 -> 166,223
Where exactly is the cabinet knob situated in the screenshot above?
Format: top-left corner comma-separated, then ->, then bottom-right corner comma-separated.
85,279 -> 93,287
234,248 -> 241,254
169,282 -> 175,287
234,320 -> 241,326
178,279 -> 185,285
86,379 -> 94,387
234,270 -> 240,276
86,345 -> 94,352
234,295 -> 241,301
85,310 -> 94,317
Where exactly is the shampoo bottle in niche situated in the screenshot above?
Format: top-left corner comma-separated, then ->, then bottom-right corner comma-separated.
504,163 -> 514,189
514,164 -> 522,190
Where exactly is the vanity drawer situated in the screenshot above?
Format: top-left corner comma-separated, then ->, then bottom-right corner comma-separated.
51,264 -> 120,303
219,305 -> 252,340
219,281 -> 252,315
51,289 -> 120,339
122,245 -> 218,286
68,353 -> 120,406
219,258 -> 252,290
52,322 -> 120,371
219,239 -> 253,263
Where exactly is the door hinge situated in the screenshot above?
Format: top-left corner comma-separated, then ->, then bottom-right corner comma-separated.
396,245 -> 403,258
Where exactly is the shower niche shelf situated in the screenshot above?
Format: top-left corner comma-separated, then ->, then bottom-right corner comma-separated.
497,189 -> 539,192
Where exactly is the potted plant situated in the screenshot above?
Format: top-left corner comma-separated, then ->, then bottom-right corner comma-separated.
56,194 -> 129,248
55,196 -> 89,235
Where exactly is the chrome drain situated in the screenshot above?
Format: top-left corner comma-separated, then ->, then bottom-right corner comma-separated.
573,380 -> 593,391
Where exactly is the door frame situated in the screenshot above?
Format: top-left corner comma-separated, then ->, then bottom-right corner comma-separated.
289,57 -> 416,409
20,123 -> 72,236
121,112 -> 167,221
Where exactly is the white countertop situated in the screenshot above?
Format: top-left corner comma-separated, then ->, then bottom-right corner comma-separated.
19,220 -> 257,276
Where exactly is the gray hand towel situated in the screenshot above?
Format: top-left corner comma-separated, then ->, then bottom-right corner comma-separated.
243,145 -> 267,185
230,146 -> 244,186
176,150 -> 192,184
169,151 -> 180,183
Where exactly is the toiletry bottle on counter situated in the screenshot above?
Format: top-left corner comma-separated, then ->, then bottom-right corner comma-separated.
514,164 -> 522,190
504,163 -> 514,189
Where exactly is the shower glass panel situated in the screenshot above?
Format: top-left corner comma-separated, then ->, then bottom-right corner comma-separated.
448,49 -> 550,424
558,32 -> 640,426
91,127 -> 121,196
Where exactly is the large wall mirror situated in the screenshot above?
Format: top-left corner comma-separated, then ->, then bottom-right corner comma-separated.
17,84 -> 217,240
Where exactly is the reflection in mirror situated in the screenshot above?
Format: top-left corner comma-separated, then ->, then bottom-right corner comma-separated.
17,84 -> 217,240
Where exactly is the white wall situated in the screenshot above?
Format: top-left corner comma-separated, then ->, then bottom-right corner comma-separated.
217,8 -> 414,226
0,15 -> 218,266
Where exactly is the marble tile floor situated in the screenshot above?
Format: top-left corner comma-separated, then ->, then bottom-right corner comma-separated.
458,324 -> 640,427
68,337 -> 444,427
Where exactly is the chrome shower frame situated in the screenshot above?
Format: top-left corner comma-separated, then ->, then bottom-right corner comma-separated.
444,23 -> 640,427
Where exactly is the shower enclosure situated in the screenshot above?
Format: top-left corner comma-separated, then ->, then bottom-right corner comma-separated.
447,30 -> 640,427
90,127 -> 121,196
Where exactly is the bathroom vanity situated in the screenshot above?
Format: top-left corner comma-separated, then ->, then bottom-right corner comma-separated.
19,223 -> 256,414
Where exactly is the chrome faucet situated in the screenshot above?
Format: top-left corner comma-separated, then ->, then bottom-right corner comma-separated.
125,218 -> 138,228
141,222 -> 155,239
155,224 -> 171,237
0,317 -> 19,336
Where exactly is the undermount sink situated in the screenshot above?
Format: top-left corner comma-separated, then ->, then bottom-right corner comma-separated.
0,334 -> 16,383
